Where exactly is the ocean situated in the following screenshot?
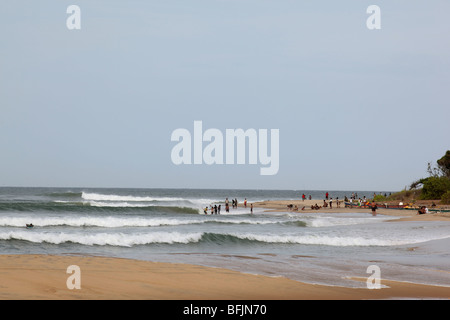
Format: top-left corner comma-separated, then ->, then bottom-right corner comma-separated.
0,187 -> 449,288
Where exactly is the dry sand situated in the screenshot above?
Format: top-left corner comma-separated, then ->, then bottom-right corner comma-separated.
0,254 -> 449,300
1,200 -> 449,300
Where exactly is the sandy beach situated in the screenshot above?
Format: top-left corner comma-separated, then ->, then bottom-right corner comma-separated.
1,199 -> 449,300
0,254 -> 449,300
252,199 -> 450,222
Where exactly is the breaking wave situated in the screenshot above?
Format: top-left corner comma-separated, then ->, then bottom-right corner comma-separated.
0,201 -> 200,214
0,230 -> 440,247
0,216 -> 284,228
0,230 -> 203,246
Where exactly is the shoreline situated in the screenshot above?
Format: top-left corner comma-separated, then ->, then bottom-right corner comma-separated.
0,254 -> 449,300
1,199 -> 449,300
250,199 -> 450,222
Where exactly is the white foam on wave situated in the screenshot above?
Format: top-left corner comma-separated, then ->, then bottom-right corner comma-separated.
81,192 -> 222,209
0,230 -> 203,246
0,215 -> 274,228
225,232 -> 450,247
88,201 -> 153,208
205,217 -> 274,225
1,228 -> 448,247
0,216 -> 201,228
81,192 -> 185,202
307,216 -> 393,228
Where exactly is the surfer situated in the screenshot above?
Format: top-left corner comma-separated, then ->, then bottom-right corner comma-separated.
26,223 -> 34,229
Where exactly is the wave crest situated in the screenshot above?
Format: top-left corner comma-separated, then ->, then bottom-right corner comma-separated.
0,231 -> 203,246
1,230 -> 431,247
81,192 -> 185,203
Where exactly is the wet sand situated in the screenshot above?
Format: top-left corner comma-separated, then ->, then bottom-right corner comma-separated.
0,254 -> 448,300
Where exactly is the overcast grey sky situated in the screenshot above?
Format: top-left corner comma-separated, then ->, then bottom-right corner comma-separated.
1,1 -> 449,191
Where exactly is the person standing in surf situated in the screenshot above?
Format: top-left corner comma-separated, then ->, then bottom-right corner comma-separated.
371,201 -> 378,216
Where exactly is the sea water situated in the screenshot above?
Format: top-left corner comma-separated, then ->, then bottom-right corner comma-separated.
0,187 -> 449,288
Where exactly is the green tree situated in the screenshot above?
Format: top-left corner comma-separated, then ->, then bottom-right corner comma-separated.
436,150 -> 450,178
441,191 -> 450,205
421,176 -> 450,200
410,151 -> 450,201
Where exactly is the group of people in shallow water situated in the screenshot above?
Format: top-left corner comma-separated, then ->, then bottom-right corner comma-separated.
204,197 -> 253,215
288,192 -> 379,216
287,199 -> 343,211
204,204 -> 222,215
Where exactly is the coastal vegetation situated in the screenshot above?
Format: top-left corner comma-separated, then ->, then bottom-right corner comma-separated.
388,151 -> 450,204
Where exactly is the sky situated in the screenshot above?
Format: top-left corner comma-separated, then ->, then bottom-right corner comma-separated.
1,0 -> 449,191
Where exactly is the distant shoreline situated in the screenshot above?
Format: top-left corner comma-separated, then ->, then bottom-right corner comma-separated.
250,199 -> 450,222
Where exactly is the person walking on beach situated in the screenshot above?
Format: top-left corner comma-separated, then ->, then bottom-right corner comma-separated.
329,198 -> 333,209
325,192 -> 329,200
250,203 -> 253,214
244,198 -> 247,208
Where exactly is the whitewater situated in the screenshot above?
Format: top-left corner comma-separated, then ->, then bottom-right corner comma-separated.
0,187 -> 449,288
